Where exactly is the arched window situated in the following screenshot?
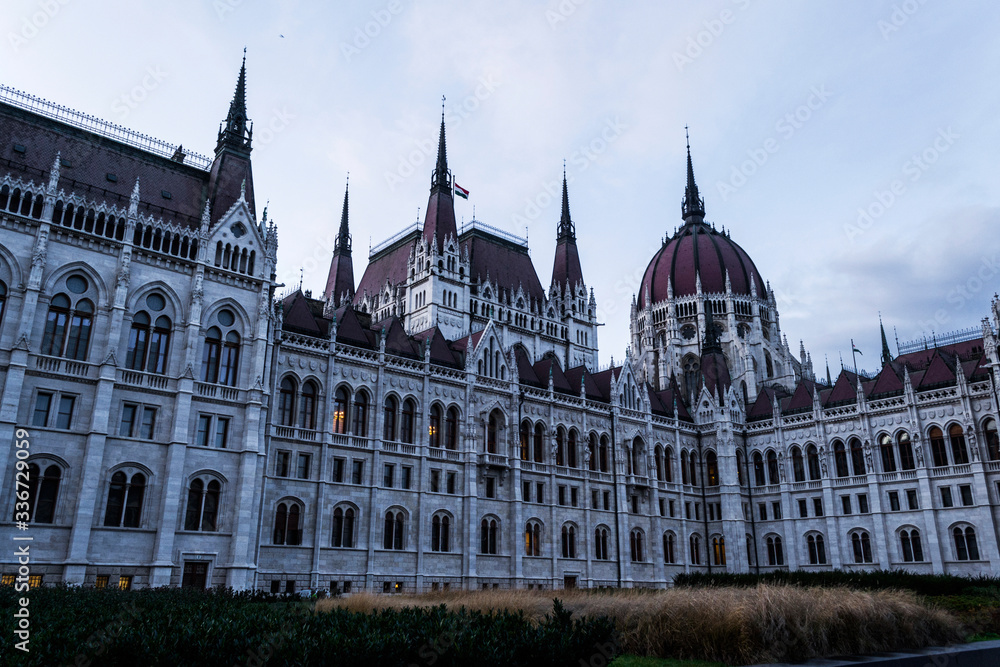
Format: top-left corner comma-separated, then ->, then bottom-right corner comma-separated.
278,377 -> 297,426
567,430 -> 578,468
383,510 -> 405,550
555,427 -> 566,466
807,534 -> 826,564
747,535 -> 755,567
431,513 -> 450,552
663,532 -> 676,564
848,438 -> 865,476
629,528 -> 644,562
19,463 -> 61,524
429,405 -> 443,448
954,526 -> 980,561
850,530 -> 873,564
520,421 -> 531,461
689,534 -> 701,565
184,478 -> 221,531
333,387 -> 350,435
706,451 -> 719,486
219,331 -> 240,386
445,407 -> 459,450
480,517 -> 499,554
654,445 -> 665,480
600,436 -> 610,472
806,445 -> 822,480
985,419 -> 1000,461
929,427 -> 948,467
766,450 -> 779,485
712,536 -> 726,565
525,521 -> 542,556
595,526 -> 609,560
382,396 -> 397,440
201,327 -> 222,383
352,391 -> 368,436
401,399 -> 416,444
949,425 -> 969,465
273,501 -> 302,545
900,529 -> 923,562
561,524 -> 576,558
588,433 -> 599,471
635,441 -> 645,478
486,410 -> 502,454
878,434 -> 896,473
42,293 -> 93,360
332,506 -> 356,548
145,315 -> 171,374
736,450 -> 745,486
752,451 -> 765,486
766,535 -> 784,566
0,280 -> 6,328
833,442 -> 849,478
299,381 -> 317,430
126,312 -> 150,371
791,446 -> 805,482
103,471 -> 146,528
533,423 -> 545,463
897,432 -> 915,470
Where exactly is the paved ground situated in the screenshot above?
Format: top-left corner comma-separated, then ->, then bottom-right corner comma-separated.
746,639 -> 1000,667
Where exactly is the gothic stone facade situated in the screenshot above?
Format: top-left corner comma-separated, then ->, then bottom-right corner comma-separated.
2,68 -> 1000,593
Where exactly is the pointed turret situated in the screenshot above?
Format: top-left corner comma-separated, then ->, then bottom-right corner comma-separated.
324,178 -> 355,307
880,315 -> 893,366
551,165 -> 585,295
216,49 -> 252,155
422,105 -> 457,254
208,51 -> 256,223
681,127 -> 705,223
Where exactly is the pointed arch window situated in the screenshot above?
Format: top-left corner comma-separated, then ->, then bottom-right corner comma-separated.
555,427 -> 566,466
791,446 -> 805,482
429,404 -> 443,448
807,534 -> 826,564
806,445 -> 822,480
400,399 -> 416,444
332,506 -> 356,548
278,377 -> 297,427
629,528 -> 645,562
486,411 -> 501,454
681,450 -> 690,485
879,434 -> 896,472
561,524 -> 577,558
219,331 -> 240,386
654,445 -> 665,481
352,392 -> 368,436
949,425 -> 969,465
480,517 -> 499,554
18,463 -> 61,524
985,419 -> 1000,461
850,530 -> 873,564
595,526 -> 609,560
520,421 -> 531,461
273,501 -> 302,545
689,534 -> 701,565
736,450 -> 745,486
900,529 -> 923,562
897,431 -> 915,470
184,478 -> 221,531
299,381 -> 317,430
445,407 -> 459,450
706,451 -> 719,486
663,532 -> 676,564
383,510 -> 405,550
954,526 -> 979,561
929,427 -> 948,467
103,471 -> 146,528
431,513 -> 450,552
567,430 -> 578,468
833,442 -> 849,478
525,521 -> 542,556
766,450 -> 779,484
43,293 -> 93,360
533,423 -> 545,463
712,536 -> 726,565
752,452 -> 765,486
766,535 -> 784,566
382,396 -> 397,441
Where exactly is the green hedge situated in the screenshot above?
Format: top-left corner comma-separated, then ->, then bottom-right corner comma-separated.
673,569 -> 1000,596
0,587 -> 617,666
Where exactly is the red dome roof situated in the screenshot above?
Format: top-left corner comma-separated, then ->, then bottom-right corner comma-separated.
638,221 -> 766,308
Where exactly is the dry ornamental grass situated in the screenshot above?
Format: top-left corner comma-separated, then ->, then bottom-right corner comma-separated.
316,584 -> 964,665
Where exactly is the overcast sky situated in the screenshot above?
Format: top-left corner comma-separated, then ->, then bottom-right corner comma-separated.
5,1 -> 1000,375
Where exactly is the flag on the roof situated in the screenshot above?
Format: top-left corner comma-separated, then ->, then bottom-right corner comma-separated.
453,182 -> 469,199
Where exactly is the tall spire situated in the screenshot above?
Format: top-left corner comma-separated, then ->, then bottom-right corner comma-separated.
681,126 -> 705,222
216,49 -> 252,154
551,164 -> 585,295
557,160 -> 575,241
431,97 -> 450,194
880,314 -> 893,366
324,175 -> 355,307
336,175 -> 351,255
422,99 -> 457,253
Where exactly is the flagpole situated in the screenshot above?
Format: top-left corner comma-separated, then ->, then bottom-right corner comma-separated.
851,338 -> 859,375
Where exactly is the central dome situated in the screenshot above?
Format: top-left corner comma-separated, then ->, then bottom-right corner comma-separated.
638,220 -> 766,308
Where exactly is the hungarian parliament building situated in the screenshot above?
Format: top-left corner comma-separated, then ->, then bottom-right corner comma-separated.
2,60 -> 999,593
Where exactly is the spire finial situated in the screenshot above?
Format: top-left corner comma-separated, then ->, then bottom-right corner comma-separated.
335,174 -> 351,255
557,161 -> 574,241
217,50 -> 252,154
431,98 -> 450,193
681,126 -> 705,222
880,312 -> 893,366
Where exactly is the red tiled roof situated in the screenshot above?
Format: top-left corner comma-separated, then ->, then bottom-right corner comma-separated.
867,363 -> 904,397
1,101 -> 219,230
533,355 -> 574,394
783,379 -> 817,413
638,220 -> 766,308
281,290 -> 323,337
354,235 -> 417,300
824,370 -> 860,406
916,351 -> 957,389
464,232 -> 546,302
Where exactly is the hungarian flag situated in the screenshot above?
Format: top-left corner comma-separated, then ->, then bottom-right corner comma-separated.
852,340 -> 863,355
453,182 -> 469,199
